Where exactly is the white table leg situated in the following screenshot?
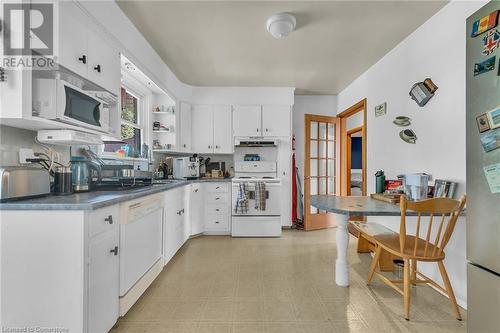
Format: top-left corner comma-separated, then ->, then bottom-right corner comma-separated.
335,213 -> 350,287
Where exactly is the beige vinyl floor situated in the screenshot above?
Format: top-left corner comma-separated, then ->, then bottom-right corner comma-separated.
111,228 -> 466,333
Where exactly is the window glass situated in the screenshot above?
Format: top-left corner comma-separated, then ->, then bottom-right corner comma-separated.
104,87 -> 142,156
121,88 -> 138,123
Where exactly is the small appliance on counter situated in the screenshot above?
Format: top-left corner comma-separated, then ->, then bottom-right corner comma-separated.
0,167 -> 50,201
53,166 -> 73,195
70,156 -> 101,192
400,173 -> 430,201
173,156 -> 200,180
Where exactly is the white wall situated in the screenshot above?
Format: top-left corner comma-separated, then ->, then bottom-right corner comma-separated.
293,95 -> 337,191
336,0 -> 487,308
191,87 -> 295,106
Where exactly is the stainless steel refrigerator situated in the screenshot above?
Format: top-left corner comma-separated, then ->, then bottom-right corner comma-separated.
466,2 -> 500,332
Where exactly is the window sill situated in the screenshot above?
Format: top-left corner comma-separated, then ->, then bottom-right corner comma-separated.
100,154 -> 149,162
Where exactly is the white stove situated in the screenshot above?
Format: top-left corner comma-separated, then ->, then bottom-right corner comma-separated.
231,161 -> 281,237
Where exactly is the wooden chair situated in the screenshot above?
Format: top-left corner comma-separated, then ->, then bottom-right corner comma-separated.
366,194 -> 466,321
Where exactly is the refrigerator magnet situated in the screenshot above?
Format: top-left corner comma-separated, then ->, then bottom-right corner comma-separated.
476,113 -> 491,133
487,105 -> 500,129
483,163 -> 500,194
474,56 -> 496,76
471,10 -> 499,37
482,29 -> 500,56
479,128 -> 500,152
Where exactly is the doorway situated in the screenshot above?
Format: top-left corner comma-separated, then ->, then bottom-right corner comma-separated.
347,126 -> 363,196
303,114 -> 340,231
337,99 -> 367,234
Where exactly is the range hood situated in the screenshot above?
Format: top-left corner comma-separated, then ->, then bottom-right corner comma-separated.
234,138 -> 278,147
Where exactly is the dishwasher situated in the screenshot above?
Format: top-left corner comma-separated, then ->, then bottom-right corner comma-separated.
119,194 -> 163,298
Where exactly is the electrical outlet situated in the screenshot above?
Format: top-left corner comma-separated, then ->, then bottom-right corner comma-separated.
19,148 -> 36,164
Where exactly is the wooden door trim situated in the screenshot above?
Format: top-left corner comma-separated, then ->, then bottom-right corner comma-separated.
303,114 -> 340,231
338,99 -> 367,197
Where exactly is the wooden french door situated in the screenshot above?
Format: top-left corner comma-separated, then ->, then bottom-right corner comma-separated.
304,114 -> 341,231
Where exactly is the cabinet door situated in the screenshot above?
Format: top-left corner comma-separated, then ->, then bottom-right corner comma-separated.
191,105 -> 214,153
180,102 -> 192,152
233,105 -> 262,137
87,28 -> 121,93
190,184 -> 204,235
58,1 -> 88,78
262,105 -> 291,137
88,229 -> 119,333
213,105 -> 233,154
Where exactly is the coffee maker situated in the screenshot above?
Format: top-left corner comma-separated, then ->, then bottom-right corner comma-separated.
173,157 -> 200,179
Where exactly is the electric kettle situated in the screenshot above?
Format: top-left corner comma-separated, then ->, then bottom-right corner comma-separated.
70,156 -> 102,192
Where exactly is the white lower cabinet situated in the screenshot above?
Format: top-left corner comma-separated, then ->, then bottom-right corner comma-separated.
163,185 -> 189,264
88,229 -> 120,333
0,206 -> 120,333
190,183 -> 204,235
203,182 -> 231,235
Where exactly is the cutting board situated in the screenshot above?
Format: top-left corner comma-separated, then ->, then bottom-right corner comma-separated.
370,193 -> 401,204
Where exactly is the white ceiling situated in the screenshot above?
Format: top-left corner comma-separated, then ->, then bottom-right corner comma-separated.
116,1 -> 447,95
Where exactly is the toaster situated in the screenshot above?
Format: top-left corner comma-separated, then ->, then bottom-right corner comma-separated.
0,167 -> 51,201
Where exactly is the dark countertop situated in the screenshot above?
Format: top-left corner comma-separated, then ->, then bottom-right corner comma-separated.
0,178 -> 232,211
310,195 -> 466,217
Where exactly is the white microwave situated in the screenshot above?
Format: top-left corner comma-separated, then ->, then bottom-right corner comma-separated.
32,78 -> 111,133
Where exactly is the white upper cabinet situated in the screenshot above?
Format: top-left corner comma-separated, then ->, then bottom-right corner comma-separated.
191,105 -> 213,154
233,105 -> 291,137
191,105 -> 232,154
87,27 -> 121,95
262,105 -> 291,137
59,1 -> 88,79
233,105 -> 262,137
180,102 -> 192,152
58,2 -> 120,94
213,105 -> 233,154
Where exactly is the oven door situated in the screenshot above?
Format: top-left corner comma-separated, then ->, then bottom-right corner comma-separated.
232,180 -> 281,216
57,81 -> 109,132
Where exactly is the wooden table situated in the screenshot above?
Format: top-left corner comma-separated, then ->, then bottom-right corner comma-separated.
310,195 -> 410,287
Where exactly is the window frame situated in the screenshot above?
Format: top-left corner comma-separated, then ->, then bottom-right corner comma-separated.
101,73 -> 152,159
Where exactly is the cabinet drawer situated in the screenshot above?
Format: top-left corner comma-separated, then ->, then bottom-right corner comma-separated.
205,204 -> 228,215
89,205 -> 119,237
205,192 -> 229,204
205,214 -> 229,230
205,183 -> 229,193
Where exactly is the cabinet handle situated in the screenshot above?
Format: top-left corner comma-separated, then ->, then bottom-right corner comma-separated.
183,144 -> 186,148
256,128 -> 259,132
215,145 -> 220,149
78,55 -> 87,64
104,215 -> 113,224
215,208 -> 220,212
194,189 -> 199,193
216,186 -> 220,189
215,221 -> 220,224
215,197 -> 220,200
94,64 -> 101,73
208,145 -> 211,149
265,128 -> 269,132
110,246 -> 119,256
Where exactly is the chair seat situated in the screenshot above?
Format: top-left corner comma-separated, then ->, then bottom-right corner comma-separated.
374,233 -> 445,261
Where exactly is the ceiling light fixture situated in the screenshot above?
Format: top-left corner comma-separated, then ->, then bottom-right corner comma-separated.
266,13 -> 296,39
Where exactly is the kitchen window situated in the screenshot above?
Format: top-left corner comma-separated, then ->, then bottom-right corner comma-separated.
104,87 -> 144,156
